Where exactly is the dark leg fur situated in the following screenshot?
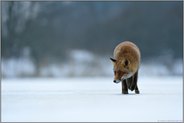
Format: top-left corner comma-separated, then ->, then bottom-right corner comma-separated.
126,76 -> 132,90
126,71 -> 140,94
130,72 -> 137,91
135,85 -> 140,94
122,71 -> 140,94
122,80 -> 128,94
133,71 -> 140,94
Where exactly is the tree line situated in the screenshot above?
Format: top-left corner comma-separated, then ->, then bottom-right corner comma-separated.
2,1 -> 183,65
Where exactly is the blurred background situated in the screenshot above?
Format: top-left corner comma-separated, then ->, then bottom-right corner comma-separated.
1,1 -> 183,78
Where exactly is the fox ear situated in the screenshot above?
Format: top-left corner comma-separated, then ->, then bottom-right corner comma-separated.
110,57 -> 116,62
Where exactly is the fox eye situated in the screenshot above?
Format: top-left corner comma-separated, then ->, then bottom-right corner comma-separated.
125,60 -> 129,66
114,71 -> 117,74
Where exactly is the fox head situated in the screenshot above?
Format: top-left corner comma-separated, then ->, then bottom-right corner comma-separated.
110,57 -> 134,84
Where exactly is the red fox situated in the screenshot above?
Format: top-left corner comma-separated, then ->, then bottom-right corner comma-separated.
110,41 -> 141,94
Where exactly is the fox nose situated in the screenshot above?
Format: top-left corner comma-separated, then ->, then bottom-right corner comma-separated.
113,80 -> 121,83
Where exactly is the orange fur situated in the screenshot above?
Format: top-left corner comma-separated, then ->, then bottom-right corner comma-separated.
111,41 -> 141,81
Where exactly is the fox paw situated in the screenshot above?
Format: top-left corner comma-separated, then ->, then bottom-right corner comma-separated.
135,90 -> 140,94
122,91 -> 128,94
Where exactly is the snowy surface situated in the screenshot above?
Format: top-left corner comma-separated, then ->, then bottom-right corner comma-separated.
1,76 -> 183,122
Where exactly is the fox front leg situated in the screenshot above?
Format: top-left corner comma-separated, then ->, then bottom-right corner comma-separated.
122,80 -> 128,94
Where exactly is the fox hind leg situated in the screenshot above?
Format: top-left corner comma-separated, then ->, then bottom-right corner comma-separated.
135,84 -> 140,94
128,71 -> 140,94
133,71 -> 140,94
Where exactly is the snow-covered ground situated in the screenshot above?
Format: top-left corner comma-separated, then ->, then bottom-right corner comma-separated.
1,76 -> 183,122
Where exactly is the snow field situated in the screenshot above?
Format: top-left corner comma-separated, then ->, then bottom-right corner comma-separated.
1,76 -> 183,122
